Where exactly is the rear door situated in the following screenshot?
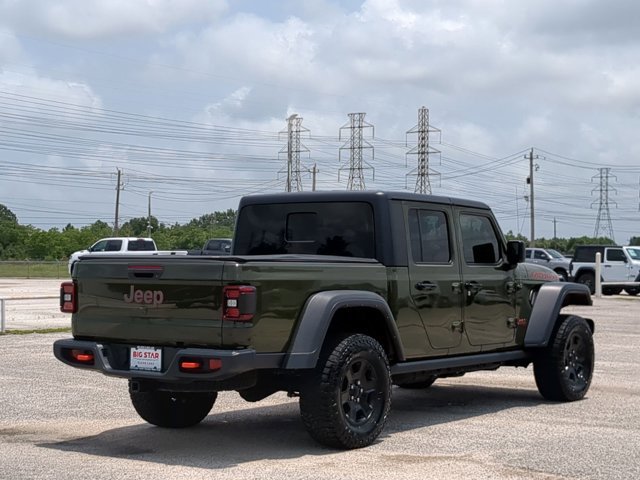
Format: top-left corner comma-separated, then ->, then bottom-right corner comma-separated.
404,202 -> 464,349
454,208 -> 516,346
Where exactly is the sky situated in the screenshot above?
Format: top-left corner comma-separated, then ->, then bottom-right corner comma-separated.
0,0 -> 639,243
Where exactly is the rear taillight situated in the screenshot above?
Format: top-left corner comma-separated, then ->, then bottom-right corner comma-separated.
222,285 -> 257,322
60,281 -> 77,313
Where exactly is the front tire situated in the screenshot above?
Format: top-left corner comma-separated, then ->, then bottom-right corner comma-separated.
624,287 -> 640,296
299,334 -> 392,449
130,390 -> 217,428
534,315 -> 594,402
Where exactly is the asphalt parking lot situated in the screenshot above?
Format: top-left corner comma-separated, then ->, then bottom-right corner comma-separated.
0,280 -> 638,479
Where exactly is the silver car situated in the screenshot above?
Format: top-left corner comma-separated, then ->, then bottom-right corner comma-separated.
525,248 -> 571,280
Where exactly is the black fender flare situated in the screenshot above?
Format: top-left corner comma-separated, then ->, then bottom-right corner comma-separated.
283,290 -> 405,369
524,282 -> 593,348
573,267 -> 595,279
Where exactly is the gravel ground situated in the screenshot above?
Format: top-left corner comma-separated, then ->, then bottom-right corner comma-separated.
0,280 -> 638,479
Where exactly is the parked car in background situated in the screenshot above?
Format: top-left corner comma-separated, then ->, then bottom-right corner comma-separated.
525,247 -> 571,280
569,245 -> 640,295
68,237 -> 187,274
187,238 -> 232,256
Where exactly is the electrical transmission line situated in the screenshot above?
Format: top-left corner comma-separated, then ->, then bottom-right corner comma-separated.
338,113 -> 374,190
405,106 -> 441,194
591,167 -> 617,241
279,114 -> 309,192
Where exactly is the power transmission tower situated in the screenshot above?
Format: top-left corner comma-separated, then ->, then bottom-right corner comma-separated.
279,114 -> 309,192
591,168 -> 617,241
113,168 -> 123,235
338,113 -> 374,190
405,106 -> 441,194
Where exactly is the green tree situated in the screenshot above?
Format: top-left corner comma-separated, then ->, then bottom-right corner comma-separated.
629,236 -> 640,246
0,204 -> 18,224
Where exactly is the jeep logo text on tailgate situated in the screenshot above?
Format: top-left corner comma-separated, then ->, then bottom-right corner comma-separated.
124,286 -> 164,305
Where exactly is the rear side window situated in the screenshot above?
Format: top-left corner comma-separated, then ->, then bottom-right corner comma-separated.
234,202 -> 375,258
408,209 -> 451,263
460,214 -> 501,264
127,240 -> 155,251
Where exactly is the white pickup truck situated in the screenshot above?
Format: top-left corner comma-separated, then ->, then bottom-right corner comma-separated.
68,237 -> 187,274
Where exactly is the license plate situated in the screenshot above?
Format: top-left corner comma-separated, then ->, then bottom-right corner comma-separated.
130,346 -> 162,372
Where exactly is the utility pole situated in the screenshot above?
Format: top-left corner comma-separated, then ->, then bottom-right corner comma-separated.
312,163 -> 317,192
278,114 -> 309,192
526,149 -> 539,247
339,113 -> 374,190
147,191 -> 153,237
113,168 -> 122,236
405,106 -> 441,194
592,168 -> 616,241
553,218 -> 557,239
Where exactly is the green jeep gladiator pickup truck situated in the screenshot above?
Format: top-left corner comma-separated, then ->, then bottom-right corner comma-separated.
55,191 -> 594,449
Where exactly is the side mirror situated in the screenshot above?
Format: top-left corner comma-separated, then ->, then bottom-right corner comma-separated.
506,241 -> 525,266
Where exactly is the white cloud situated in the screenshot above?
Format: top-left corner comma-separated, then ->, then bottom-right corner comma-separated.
0,0 -> 228,39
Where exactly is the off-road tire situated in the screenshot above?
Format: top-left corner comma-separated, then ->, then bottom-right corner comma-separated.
395,376 -> 437,389
130,390 -> 217,428
575,272 -> 595,294
299,334 -> 391,449
534,315 -> 594,402
602,286 -> 623,296
624,287 -> 640,296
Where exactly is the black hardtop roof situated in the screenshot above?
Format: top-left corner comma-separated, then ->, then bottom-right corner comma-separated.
238,190 -> 490,210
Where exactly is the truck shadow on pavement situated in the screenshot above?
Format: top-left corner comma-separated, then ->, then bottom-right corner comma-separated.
39,383 -> 546,468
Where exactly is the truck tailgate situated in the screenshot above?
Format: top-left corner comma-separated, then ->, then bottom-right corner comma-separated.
73,257 -> 225,346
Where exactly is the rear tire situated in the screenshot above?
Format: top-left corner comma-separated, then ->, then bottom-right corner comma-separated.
130,390 -> 217,428
575,273 -> 595,294
534,315 -> 594,402
299,334 -> 391,449
624,287 -> 640,296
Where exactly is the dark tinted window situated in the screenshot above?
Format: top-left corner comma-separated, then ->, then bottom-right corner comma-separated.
606,249 -> 626,262
573,246 -> 604,262
460,214 -> 501,264
105,240 -> 122,252
127,239 -> 155,251
534,250 -> 548,260
234,202 -> 375,258
408,209 -> 450,263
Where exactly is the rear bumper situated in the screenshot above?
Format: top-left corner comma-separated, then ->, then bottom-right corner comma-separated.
53,338 -> 284,382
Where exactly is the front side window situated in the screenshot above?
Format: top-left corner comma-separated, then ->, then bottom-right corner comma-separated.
534,250 -> 548,260
408,209 -> 450,263
460,214 -> 501,264
606,249 -> 626,262
90,240 -> 108,252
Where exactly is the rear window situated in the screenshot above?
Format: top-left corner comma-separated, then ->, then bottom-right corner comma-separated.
234,202 -> 375,258
127,239 -> 156,251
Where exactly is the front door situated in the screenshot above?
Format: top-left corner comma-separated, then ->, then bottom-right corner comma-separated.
455,209 -> 516,346
405,204 -> 464,349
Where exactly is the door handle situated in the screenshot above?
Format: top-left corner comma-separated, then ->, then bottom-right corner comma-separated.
464,281 -> 483,293
415,281 -> 437,291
